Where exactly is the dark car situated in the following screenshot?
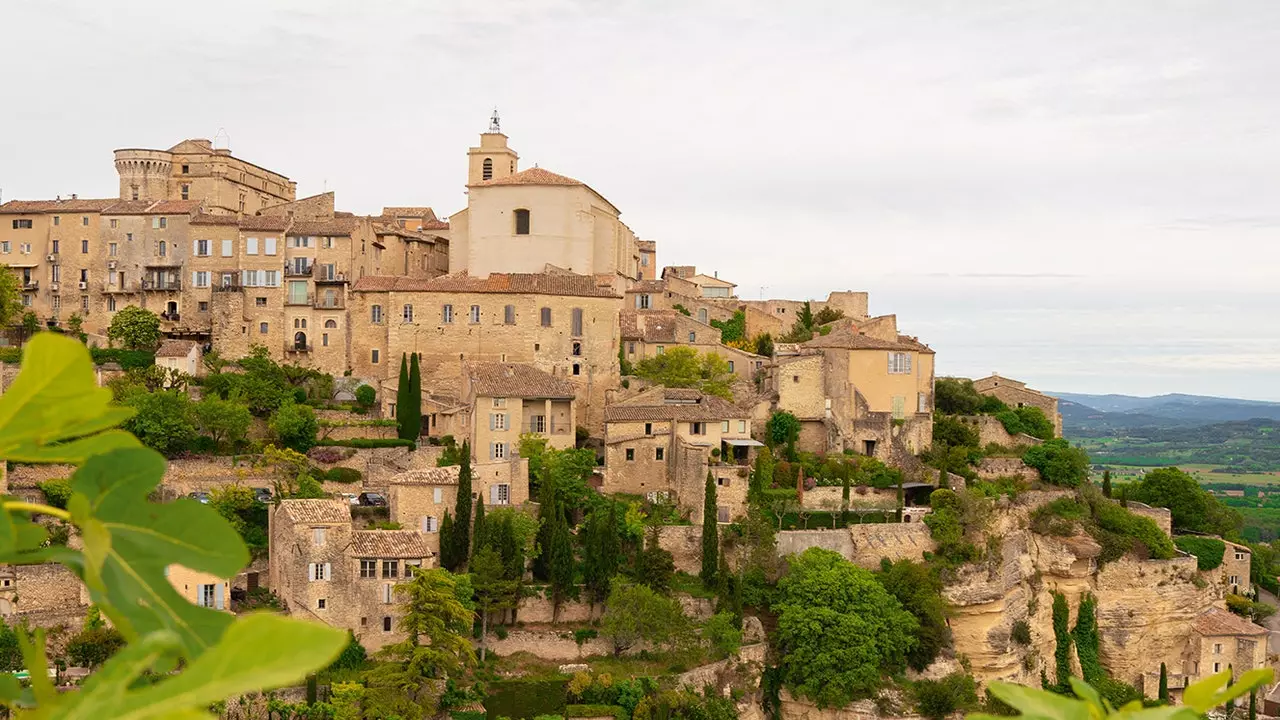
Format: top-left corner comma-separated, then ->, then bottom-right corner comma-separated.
252,487 -> 273,503
187,491 -> 210,504
358,492 -> 387,507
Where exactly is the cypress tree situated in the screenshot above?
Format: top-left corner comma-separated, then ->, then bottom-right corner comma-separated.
701,471 -> 719,585
1158,662 -> 1169,703
1052,592 -> 1072,691
396,354 -> 411,440
1250,691 -> 1257,720
406,352 -> 422,440
547,500 -> 575,620
841,472 -> 850,526
583,501 -> 620,604
439,511 -> 457,571
1102,470 -> 1112,499
750,446 -> 774,500
471,495 -> 486,557
532,457 -> 559,581
453,440 -> 473,566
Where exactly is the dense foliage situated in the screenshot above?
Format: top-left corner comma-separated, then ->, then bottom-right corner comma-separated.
106,305 -> 162,350
633,346 -> 734,399
877,558 -> 951,671
1174,536 -> 1226,570
1022,439 -> 1091,487
1129,467 -> 1242,537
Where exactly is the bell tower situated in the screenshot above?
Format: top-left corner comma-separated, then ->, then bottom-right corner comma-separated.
467,108 -> 519,185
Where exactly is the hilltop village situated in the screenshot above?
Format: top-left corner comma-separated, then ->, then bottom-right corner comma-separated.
0,117 -> 1273,720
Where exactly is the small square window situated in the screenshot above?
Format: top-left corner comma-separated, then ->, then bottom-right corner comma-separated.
383,616 -> 392,632
256,297 -> 267,307
259,322 -> 269,334
625,448 -> 635,461
317,598 -> 326,610
199,301 -> 209,312
656,447 -> 665,461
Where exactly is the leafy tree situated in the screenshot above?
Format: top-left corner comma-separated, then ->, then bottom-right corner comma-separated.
20,310 -> 40,338
406,352 -> 422,439
633,346 -> 734,399
209,484 -> 268,557
370,567 -> 475,710
1022,439 -> 1091,487
778,302 -> 817,343
0,618 -> 21,671
813,306 -> 845,326
122,390 -> 195,456
933,378 -> 986,415
767,410 -> 801,458
914,673 -> 978,720
582,501 -> 621,604
933,415 -> 980,450
204,345 -> 290,415
1130,467 -> 1242,536
600,580 -> 690,656
709,310 -> 746,343
775,548 -> 919,706
702,471 -> 719,584
66,606 -> 125,668
877,558 -> 950,671
0,269 -> 23,329
702,611 -> 743,659
471,545 -> 517,661
270,401 -> 318,453
354,384 -> 376,413
106,305 -> 162,350
754,333 -> 774,358
632,529 -> 676,592
66,312 -> 86,342
192,397 -> 252,448
327,630 -> 369,672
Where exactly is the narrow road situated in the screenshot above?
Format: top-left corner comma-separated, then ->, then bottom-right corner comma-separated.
1254,587 -> 1280,655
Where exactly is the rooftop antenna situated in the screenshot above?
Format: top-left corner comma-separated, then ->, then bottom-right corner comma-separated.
214,128 -> 230,151
489,108 -> 501,133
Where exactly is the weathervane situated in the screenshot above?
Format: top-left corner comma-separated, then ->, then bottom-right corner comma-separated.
489,108 -> 501,133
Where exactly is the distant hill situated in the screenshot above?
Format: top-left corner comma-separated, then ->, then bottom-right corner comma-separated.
1054,392 -> 1280,428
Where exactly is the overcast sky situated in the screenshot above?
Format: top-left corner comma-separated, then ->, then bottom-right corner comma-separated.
3,1 -> 1278,400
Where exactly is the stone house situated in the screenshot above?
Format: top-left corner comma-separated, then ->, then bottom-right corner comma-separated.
422,362 -> 577,452
602,387 -> 757,522
155,339 -> 202,377
623,279 -> 735,327
166,565 -> 230,611
737,291 -> 871,339
268,499 -> 432,651
972,374 -> 1063,438
0,562 -> 88,628
349,272 -> 622,432
773,316 -> 934,466
387,459 -> 530,556
636,240 -> 656,281
619,310 -> 766,381
659,266 -> 736,300
1221,540 -> 1252,594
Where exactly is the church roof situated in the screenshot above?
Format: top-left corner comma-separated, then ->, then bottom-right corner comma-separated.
471,167 -> 584,188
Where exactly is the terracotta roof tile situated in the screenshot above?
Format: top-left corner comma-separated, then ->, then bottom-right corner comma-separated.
351,530 -> 431,559
278,499 -> 350,525
351,272 -> 620,298
471,167 -> 584,188
390,466 -> 461,486
0,198 -> 116,214
189,213 -> 241,226
802,326 -> 934,353
240,215 -> 291,232
1194,608 -> 1268,637
627,280 -> 666,294
381,207 -> 439,222
290,217 -> 358,236
467,362 -> 576,399
605,389 -> 740,423
156,339 -> 198,358
103,201 -> 160,215
620,310 -> 679,343
637,240 -> 656,251
149,200 -> 202,214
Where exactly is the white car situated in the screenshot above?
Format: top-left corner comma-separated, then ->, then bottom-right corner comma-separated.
336,492 -> 360,505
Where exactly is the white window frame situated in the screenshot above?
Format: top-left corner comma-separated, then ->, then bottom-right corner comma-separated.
442,304 -> 453,323
246,237 -> 259,255
221,239 -> 233,257
490,483 -> 510,505
265,237 -> 277,255
403,304 -> 414,323
469,304 -> 480,324
888,352 -> 912,374
371,305 -> 383,324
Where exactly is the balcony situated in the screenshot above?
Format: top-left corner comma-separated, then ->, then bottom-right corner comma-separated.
284,263 -> 313,278
142,278 -> 182,292
21,280 -> 38,291
285,344 -> 313,354
314,296 -> 344,310
212,282 -> 242,292
145,258 -> 182,268
285,293 -> 313,307
101,282 -> 137,294
315,270 -> 348,284
160,311 -> 181,323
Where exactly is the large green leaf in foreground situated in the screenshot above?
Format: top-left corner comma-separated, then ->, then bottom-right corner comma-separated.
0,333 -> 139,463
69,448 -> 248,658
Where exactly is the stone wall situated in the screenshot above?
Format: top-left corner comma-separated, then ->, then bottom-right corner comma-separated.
780,693 -> 927,720
957,415 -> 1043,449
801,486 -> 896,511
774,523 -> 934,569
482,628 -> 613,660
1126,502 -> 1172,537
655,524 -> 703,574
975,457 -> 1039,482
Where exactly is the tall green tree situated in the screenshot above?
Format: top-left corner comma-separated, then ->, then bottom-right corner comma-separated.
702,471 -> 719,585
600,580 -> 690,657
450,440 -> 473,569
471,546 -> 517,662
582,501 -> 621,604
0,268 -> 23,329
406,352 -> 422,439
471,494 -> 485,558
106,306 -> 162,351
876,559 -> 949,672
396,354 -> 412,440
439,512 -> 458,572
766,411 -> 801,459
546,501 -> 576,620
751,446 -> 774,499
1102,470 -> 1112,499
1158,662 -> 1169,703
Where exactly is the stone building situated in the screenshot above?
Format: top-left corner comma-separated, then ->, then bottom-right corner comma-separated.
972,374 -> 1063,438
416,362 -> 577,452
619,310 -> 766,381
0,562 -> 88,628
268,499 -> 433,651
737,291 -> 872,339
1189,608 -> 1268,680
773,316 -> 934,465
155,339 -> 202,377
114,138 -> 295,215
166,565 -> 230,611
386,460 -> 530,555
1221,540 -> 1252,595
447,117 -> 649,286
624,276 -> 735,327
349,272 -> 622,432
602,387 -> 757,522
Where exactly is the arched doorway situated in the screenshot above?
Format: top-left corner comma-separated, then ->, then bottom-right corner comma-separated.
293,331 -> 308,350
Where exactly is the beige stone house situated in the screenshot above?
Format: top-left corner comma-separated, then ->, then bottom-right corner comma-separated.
620,310 -> 766,381
155,339 -> 202,377
268,499 -> 432,651
624,279 -> 735,327
1142,608 -> 1269,702
114,138 -> 295,216
737,291 -> 871,340
773,316 -> 935,464
387,460 -> 530,555
166,565 -> 230,611
1221,540 -> 1252,594
415,362 -> 577,452
972,374 -> 1063,438
602,387 -> 757,522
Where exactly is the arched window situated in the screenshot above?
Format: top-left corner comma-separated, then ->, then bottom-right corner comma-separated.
324,319 -> 337,329
158,240 -> 167,257
514,209 -> 530,235
294,331 -> 307,350
482,158 -> 493,181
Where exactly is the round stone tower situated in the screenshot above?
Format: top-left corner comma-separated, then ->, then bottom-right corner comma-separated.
113,148 -> 174,202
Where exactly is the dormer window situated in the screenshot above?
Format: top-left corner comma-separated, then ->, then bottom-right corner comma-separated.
514,208 -> 530,235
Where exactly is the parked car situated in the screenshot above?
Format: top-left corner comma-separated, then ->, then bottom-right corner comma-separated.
336,492 -> 359,505
187,491 -> 210,504
252,487 -> 273,503
358,492 -> 387,507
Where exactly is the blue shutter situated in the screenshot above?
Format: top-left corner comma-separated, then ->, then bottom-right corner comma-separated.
489,413 -> 495,431
215,583 -> 225,610
488,443 -> 495,460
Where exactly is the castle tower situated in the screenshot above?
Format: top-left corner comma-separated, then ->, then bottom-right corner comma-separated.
113,148 -> 174,202
466,109 -> 519,186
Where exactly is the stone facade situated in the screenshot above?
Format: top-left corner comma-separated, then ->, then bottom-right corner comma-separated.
972,374 -> 1063,438
114,138 -> 295,215
620,309 -> 766,381
386,459 -> 530,555
774,523 -> 936,569
167,565 -> 231,611
1220,540 -> 1252,594
957,414 -> 1044,448
0,562 -> 89,630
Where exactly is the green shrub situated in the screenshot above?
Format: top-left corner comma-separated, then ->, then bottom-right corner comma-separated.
1022,439 -> 1090,487
316,437 -> 415,449
564,705 -> 622,719
485,677 -> 569,720
1010,620 -> 1031,645
913,673 -> 978,720
37,478 -> 73,509
1093,502 -> 1175,561
1175,536 -> 1226,571
453,712 -> 488,720
318,467 -> 363,483
89,348 -> 155,370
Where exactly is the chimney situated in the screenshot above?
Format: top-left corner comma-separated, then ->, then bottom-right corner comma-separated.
71,194 -> 77,200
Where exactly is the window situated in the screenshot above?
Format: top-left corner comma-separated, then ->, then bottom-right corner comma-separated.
572,363 -> 581,376
403,304 -> 414,323
383,616 -> 392,632
491,413 -> 507,431
323,236 -> 333,249
199,301 -> 208,312
493,398 -> 506,407
531,415 -> 546,433
11,220 -> 31,229
433,488 -> 443,504
626,448 -> 635,461
655,447 -> 665,461
514,208 -> 530,235
441,304 -> 454,323
0,242 -> 8,253
200,584 -> 216,608
482,158 -> 493,180
294,318 -> 307,329
888,352 -> 912,374
491,442 -> 507,460
131,187 -> 139,200
689,332 -> 697,343
718,506 -> 730,523
81,239 -> 89,254
109,242 -> 117,257
308,562 -> 331,581
193,271 -> 209,288
636,294 -> 651,309
52,240 -> 60,254
572,341 -> 582,357
107,297 -> 117,312
540,307 -> 551,327
371,349 -> 380,364
571,308 -> 583,336
643,422 -> 653,435
628,342 -> 636,354
382,560 -> 399,579
504,305 -> 515,324
313,527 -> 326,545
892,395 -> 906,420
656,346 -> 665,354
265,237 -> 277,255
1236,551 -> 1248,561
371,305 -> 383,324
317,598 -> 326,610
53,216 -> 60,227
1214,662 -> 1221,673
152,217 -> 167,229
246,237 -> 258,255
490,484 -> 511,505
324,319 -> 337,329
721,421 -> 730,432
110,219 -> 117,229
717,475 -> 730,487
254,297 -> 267,307
79,268 -> 87,282
422,516 -> 438,532
182,164 -> 189,174
738,420 -> 747,433
919,393 -> 930,413
221,239 -> 233,257
1229,575 -> 1240,585
181,184 -> 190,200
690,422 -> 705,435
195,239 -> 210,256
126,232 -> 133,242
52,296 -> 61,312
259,322 -> 269,334
157,240 -> 169,257
469,304 -> 481,324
